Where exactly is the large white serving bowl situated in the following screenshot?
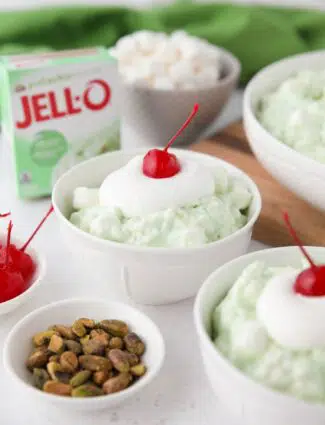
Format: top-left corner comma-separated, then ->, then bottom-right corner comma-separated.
52,148 -> 261,306
194,246 -> 325,425
243,51 -> 325,212
3,298 -> 165,412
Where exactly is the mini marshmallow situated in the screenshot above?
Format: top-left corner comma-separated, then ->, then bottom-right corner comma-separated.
152,40 -> 181,65
115,35 -> 139,61
73,187 -> 99,210
113,30 -> 222,90
194,66 -> 220,88
133,30 -> 167,55
169,60 -> 196,86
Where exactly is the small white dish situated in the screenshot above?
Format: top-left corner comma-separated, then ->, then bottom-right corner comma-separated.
0,234 -> 45,316
244,50 -> 325,212
52,148 -> 261,305
3,298 -> 165,412
194,246 -> 325,425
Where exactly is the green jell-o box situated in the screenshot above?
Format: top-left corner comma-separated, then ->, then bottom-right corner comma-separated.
0,47 -> 121,199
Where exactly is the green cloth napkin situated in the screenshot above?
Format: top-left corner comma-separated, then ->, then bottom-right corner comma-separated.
0,2 -> 325,82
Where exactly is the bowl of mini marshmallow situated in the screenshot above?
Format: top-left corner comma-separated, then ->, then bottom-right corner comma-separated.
110,30 -> 241,149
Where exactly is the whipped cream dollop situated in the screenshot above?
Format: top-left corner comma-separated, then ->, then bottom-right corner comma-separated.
70,153 -> 252,248
257,270 -> 325,350
213,260 -> 325,403
99,155 -> 215,217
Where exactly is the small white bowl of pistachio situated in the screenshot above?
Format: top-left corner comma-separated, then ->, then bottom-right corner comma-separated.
3,298 -> 165,412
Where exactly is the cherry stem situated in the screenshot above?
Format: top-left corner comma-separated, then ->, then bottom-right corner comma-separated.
0,212 -> 10,218
5,221 -> 13,267
20,205 -> 54,252
283,211 -> 316,269
164,103 -> 200,152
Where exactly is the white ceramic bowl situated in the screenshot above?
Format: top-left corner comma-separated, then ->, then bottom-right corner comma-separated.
3,298 -> 165,412
243,51 -> 325,212
194,246 -> 325,425
0,234 -> 45,315
120,48 -> 241,149
52,148 -> 261,305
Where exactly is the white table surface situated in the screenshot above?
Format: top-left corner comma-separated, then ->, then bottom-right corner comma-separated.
0,89 -> 267,425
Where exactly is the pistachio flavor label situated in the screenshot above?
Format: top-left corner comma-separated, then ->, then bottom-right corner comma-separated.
0,48 -> 121,199
31,130 -> 68,166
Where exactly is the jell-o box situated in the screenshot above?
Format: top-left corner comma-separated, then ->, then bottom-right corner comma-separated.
0,47 -> 121,199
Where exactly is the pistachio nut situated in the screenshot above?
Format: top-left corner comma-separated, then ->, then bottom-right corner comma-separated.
99,320 -> 128,337
78,318 -> 95,329
90,329 -> 110,340
65,340 -> 82,354
82,339 -> 106,356
103,372 -> 132,394
60,351 -> 78,373
108,349 -> 130,373
26,349 -> 49,370
71,384 -> 104,397
124,352 -> 139,367
51,325 -> 75,340
33,368 -> 50,389
80,335 -> 90,345
79,355 -> 112,372
130,364 -> 146,377
43,380 -> 71,396
33,330 -> 57,347
47,361 -> 64,380
72,320 -> 87,338
93,370 -> 113,386
49,355 -> 60,363
109,337 -> 123,350
48,334 -> 65,354
124,333 -> 145,356
70,370 -> 92,388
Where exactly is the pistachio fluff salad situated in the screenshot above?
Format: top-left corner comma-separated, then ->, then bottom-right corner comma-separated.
257,70 -> 325,163
213,258 -> 325,403
69,153 -> 252,248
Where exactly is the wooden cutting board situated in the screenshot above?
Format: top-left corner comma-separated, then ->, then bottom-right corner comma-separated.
190,121 -> 325,247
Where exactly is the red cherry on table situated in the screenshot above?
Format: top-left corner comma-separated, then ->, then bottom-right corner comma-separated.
284,212 -> 325,297
142,104 -> 199,179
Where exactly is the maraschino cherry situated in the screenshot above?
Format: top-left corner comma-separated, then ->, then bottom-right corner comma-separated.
142,103 -> 200,179
0,205 -> 54,302
0,220 -> 26,303
284,212 -> 325,296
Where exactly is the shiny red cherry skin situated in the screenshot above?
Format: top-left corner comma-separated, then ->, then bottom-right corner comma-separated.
142,149 -> 181,179
0,266 -> 27,303
294,266 -> 325,296
142,104 -> 199,179
8,244 -> 36,281
0,244 -> 35,281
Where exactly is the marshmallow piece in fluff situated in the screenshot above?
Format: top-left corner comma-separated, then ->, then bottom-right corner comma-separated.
257,270 -> 325,350
73,187 -> 99,209
99,154 -> 215,217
